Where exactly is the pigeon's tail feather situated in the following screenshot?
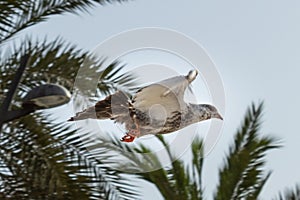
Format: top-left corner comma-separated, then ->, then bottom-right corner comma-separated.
68,106 -> 99,121
68,91 -> 130,122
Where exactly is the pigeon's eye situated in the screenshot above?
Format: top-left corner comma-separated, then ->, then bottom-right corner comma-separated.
131,124 -> 137,129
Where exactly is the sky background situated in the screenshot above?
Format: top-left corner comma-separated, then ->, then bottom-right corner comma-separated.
20,0 -> 300,199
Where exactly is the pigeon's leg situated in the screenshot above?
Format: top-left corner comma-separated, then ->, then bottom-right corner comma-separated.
129,114 -> 140,137
120,126 -> 139,143
128,124 -> 140,136
120,114 -> 140,143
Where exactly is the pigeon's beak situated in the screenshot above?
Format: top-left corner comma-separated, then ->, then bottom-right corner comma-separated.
215,113 -> 223,120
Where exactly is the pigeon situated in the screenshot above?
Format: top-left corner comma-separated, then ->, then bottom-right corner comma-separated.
68,70 -> 223,142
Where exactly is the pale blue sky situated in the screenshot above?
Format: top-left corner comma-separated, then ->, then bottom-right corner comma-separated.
22,0 -> 300,199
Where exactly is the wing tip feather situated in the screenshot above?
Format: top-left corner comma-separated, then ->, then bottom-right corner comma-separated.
186,70 -> 198,82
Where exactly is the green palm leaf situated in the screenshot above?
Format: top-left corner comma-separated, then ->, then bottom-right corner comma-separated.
91,134 -> 205,200
214,102 -> 280,200
0,0 -> 129,44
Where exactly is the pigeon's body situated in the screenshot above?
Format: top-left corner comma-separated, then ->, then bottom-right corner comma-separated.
69,70 -> 223,142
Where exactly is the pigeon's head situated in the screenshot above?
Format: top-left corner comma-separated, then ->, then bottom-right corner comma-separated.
190,104 -> 223,121
201,104 -> 223,120
189,104 -> 223,121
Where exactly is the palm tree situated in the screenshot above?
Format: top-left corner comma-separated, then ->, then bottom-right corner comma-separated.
0,1 -> 138,199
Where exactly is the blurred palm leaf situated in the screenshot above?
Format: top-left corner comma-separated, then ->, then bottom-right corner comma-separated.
0,113 -> 138,199
0,37 -> 137,198
275,185 -> 300,200
0,0 -> 129,43
0,37 -> 136,105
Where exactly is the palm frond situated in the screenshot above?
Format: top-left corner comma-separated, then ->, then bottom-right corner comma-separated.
190,136 -> 204,200
0,112 -> 138,199
0,37 -> 136,106
154,135 -> 202,199
92,134 -> 205,200
214,102 -> 281,200
0,0 -> 129,44
275,184 -> 300,200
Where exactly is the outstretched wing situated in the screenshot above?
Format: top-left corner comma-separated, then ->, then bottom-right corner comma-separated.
132,70 -> 198,119
68,91 -> 131,123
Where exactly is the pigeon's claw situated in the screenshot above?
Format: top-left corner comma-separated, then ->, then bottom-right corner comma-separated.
120,133 -> 135,142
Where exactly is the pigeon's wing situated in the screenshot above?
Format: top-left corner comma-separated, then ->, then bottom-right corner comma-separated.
68,91 -> 131,123
132,70 -> 198,118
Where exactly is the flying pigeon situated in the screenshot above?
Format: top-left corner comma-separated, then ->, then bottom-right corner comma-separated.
68,70 -> 223,142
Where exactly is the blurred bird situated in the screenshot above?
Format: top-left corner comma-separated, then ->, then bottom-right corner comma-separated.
68,70 -> 223,142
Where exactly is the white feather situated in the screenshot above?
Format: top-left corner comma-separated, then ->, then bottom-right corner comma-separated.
132,70 -> 198,119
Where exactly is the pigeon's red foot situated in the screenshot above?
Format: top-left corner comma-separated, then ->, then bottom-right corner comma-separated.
120,133 -> 135,142
121,123 -> 140,142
